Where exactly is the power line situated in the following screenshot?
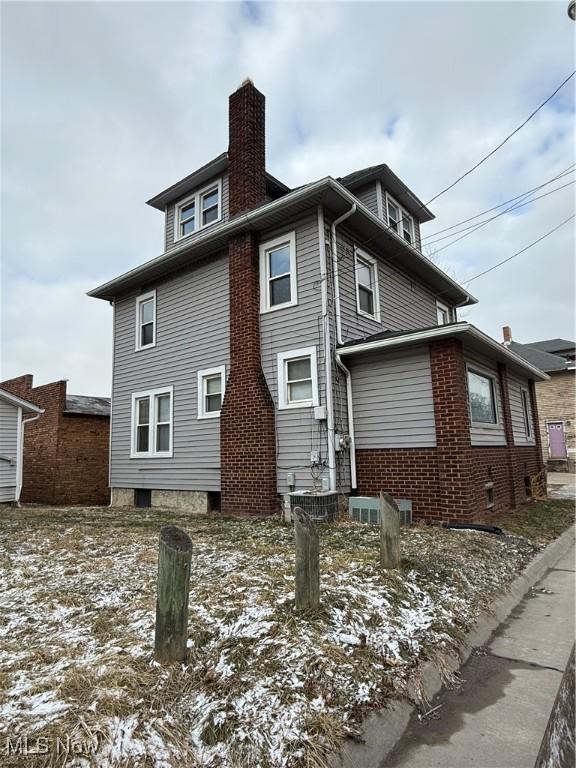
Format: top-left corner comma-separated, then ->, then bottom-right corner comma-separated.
425,70 -> 576,207
464,214 -> 575,285
421,165 -> 575,241
426,180 -> 574,256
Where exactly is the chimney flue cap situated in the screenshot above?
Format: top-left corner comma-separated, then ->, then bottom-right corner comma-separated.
502,326 -> 512,344
239,78 -> 254,88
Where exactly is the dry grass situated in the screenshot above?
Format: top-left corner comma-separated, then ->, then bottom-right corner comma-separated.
0,499 -> 572,768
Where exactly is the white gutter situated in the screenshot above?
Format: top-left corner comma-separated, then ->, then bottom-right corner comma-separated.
317,205 -> 336,492
16,410 -> 43,504
331,203 -> 357,345
337,322 -> 550,381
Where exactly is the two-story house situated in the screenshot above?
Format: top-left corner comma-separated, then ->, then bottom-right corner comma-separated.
89,80 -> 547,522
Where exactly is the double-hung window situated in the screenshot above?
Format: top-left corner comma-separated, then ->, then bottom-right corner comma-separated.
260,232 -> 297,312
355,249 -> 380,321
135,291 -> 156,350
131,386 -> 173,457
521,388 -> 532,438
175,179 -> 222,240
436,301 -> 451,326
467,369 -> 498,425
277,347 -> 319,409
386,193 -> 415,245
197,366 -> 226,419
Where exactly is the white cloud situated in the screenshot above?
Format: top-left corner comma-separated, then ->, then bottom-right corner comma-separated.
1,0 -> 574,393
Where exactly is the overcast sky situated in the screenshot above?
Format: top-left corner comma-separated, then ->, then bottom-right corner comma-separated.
1,0 -> 574,396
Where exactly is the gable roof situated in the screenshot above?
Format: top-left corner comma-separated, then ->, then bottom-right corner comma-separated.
523,338 -> 575,356
65,395 -> 111,417
337,322 -> 549,382
89,176 -> 476,306
0,388 -> 44,414
507,341 -> 570,373
338,164 -> 434,222
145,152 -> 290,211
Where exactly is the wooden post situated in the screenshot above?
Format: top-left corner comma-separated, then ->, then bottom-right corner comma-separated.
379,492 -> 401,569
154,525 -> 192,664
294,506 -> 320,611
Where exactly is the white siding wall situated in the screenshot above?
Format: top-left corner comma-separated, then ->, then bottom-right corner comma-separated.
0,400 -> 19,502
350,346 -> 437,449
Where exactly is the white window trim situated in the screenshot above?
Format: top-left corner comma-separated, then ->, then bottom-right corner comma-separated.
277,346 -> 319,410
135,290 -> 157,352
197,365 -> 226,420
174,178 -> 223,242
385,192 -> 415,244
259,231 -> 298,314
436,300 -> 451,326
466,365 -> 500,428
520,387 -> 533,438
130,385 -> 174,458
354,248 -> 381,322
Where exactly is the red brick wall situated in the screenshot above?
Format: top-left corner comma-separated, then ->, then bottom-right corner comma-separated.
1,374 -> 110,505
355,340 -> 544,523
55,415 -> 110,505
220,232 -> 277,516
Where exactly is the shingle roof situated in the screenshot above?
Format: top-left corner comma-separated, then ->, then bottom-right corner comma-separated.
65,395 -> 111,417
524,338 -> 575,356
507,341 -> 569,372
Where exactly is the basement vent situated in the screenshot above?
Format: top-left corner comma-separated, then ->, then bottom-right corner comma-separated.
134,489 -> 152,508
349,496 -> 412,526
289,492 -> 339,522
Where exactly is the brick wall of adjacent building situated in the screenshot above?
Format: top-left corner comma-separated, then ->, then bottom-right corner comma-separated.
0,374 -> 110,505
534,370 -> 576,469
355,339 -> 544,522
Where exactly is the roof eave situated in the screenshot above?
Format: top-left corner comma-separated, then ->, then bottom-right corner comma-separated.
336,323 -> 550,381
0,389 -> 45,414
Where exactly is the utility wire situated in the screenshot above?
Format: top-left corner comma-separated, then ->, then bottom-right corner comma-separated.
426,180 -> 574,255
421,165 -> 575,241
464,213 -> 575,285
424,70 -> 576,207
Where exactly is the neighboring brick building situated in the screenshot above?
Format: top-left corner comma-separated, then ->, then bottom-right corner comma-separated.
0,374 -> 110,505
504,329 -> 575,472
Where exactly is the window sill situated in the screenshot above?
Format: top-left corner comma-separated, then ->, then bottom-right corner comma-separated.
278,401 -> 315,411
470,421 -> 501,430
130,451 -> 173,459
357,308 -> 381,323
260,300 -> 298,315
198,413 -> 221,420
135,342 -> 157,353
173,217 -> 223,244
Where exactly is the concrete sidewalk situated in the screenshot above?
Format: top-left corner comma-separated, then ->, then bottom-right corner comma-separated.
383,544 -> 575,768
547,472 -> 576,500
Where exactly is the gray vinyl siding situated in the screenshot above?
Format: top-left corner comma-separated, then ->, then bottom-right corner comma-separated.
165,174 -> 230,252
509,373 -> 535,446
354,183 -> 380,217
110,252 -> 229,491
464,349 -> 507,446
335,225 -> 438,344
259,212 -> 328,495
0,400 -> 18,501
350,346 -> 437,449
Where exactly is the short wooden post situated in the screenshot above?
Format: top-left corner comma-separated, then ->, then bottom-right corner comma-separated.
294,507 -> 320,611
379,492 -> 401,569
154,525 -> 192,664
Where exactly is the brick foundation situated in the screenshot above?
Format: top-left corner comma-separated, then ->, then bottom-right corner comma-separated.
355,339 -> 544,522
1,374 -> 110,506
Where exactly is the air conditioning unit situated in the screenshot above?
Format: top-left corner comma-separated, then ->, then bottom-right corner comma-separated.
289,491 -> 339,522
349,496 -> 412,526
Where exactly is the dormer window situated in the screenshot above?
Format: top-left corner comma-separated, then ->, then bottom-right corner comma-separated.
175,179 -> 222,241
386,193 -> 415,245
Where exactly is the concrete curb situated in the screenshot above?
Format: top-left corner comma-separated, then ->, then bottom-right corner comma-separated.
329,525 -> 575,768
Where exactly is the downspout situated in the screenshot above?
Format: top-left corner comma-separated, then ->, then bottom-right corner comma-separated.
331,204 -> 356,346
329,202 -> 357,492
318,205 -> 336,492
16,410 -> 42,504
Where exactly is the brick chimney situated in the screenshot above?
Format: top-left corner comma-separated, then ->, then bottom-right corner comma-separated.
502,326 -> 512,345
220,81 -> 277,516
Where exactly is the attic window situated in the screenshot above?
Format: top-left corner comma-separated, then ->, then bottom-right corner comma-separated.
354,249 -> 380,321
175,179 -> 222,240
386,193 -> 414,244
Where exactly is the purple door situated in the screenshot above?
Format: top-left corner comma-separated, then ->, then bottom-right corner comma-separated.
547,422 -> 567,459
